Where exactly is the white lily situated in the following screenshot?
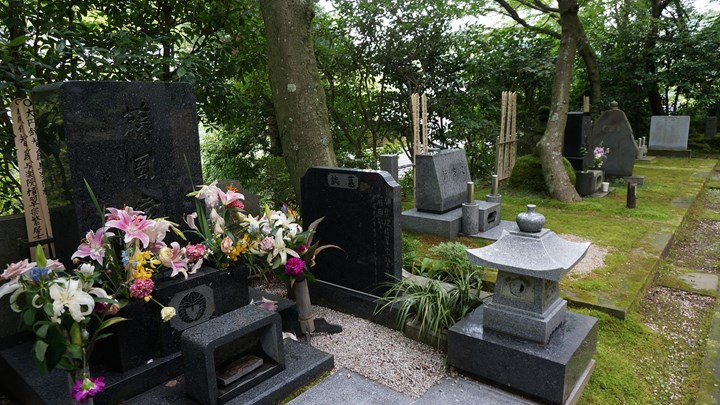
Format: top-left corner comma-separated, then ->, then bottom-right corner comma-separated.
268,228 -> 299,266
49,278 -> 95,323
210,208 -> 225,235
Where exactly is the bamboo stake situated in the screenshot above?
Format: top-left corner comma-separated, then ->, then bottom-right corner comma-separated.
421,93 -> 428,154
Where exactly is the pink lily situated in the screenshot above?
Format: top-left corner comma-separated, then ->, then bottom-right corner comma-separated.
105,206 -> 143,222
195,181 -> 222,208
160,242 -> 189,279
219,189 -> 245,208
71,228 -> 107,263
105,211 -> 154,248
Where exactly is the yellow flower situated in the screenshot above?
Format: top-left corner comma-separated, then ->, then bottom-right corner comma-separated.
131,250 -> 160,279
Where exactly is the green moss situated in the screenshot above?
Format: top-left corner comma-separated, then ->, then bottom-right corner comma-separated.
507,154 -> 576,195
578,310 -> 659,404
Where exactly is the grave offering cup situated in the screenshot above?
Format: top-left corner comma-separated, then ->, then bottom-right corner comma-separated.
448,205 -> 598,404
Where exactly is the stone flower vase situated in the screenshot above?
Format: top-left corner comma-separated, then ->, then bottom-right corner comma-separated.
292,278 -> 315,335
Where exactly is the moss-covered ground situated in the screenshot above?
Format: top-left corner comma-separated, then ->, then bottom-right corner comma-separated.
403,156 -> 720,404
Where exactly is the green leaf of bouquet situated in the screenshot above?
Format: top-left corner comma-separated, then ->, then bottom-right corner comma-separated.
83,178 -> 105,225
34,340 -> 48,362
98,316 -> 127,332
95,296 -> 118,304
35,245 -> 47,269
35,324 -> 49,338
304,272 -> 316,283
22,309 -> 35,326
43,303 -> 54,317
67,344 -> 83,359
94,332 -> 113,342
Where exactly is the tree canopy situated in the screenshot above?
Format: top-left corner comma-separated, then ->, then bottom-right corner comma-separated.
1,0 -> 718,211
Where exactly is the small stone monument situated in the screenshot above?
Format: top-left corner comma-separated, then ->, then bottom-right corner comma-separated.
448,205 -> 598,404
649,115 -> 690,151
402,149 -> 500,238
584,101 -> 638,177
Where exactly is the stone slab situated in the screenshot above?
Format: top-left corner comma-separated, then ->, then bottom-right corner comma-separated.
301,167 -> 401,296
649,115 -> 690,150
448,308 -> 598,405
401,207 -> 462,239
678,273 -> 719,292
414,376 -> 538,405
287,368 -> 413,405
585,105 -> 638,177
31,81 -> 202,263
124,338 -> 334,405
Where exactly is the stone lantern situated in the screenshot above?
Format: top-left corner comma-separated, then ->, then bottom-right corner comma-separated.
448,205 -> 598,405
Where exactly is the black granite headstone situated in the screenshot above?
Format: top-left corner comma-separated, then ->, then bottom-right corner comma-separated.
301,167 -> 401,295
31,81 -> 202,262
562,112 -> 591,171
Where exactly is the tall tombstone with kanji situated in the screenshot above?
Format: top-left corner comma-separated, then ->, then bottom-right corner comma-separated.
31,81 -> 202,261
301,167 -> 401,320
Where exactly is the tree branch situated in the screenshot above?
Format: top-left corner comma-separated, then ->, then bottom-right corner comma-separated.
493,0 -> 561,39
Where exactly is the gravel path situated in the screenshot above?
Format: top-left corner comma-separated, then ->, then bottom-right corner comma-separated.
310,306 -> 450,399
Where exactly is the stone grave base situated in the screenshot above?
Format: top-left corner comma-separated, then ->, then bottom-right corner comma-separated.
649,149 -> 692,158
401,207 -> 462,239
402,201 -> 500,239
0,337 -> 332,405
125,338 -> 333,405
0,341 -> 183,404
308,280 -> 399,329
448,307 -> 597,405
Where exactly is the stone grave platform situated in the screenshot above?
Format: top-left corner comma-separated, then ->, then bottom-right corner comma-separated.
448,308 -> 597,405
403,200 -> 500,239
124,338 -> 333,405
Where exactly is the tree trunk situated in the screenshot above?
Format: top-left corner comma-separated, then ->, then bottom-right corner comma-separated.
645,0 -> 671,116
260,0 -> 337,198
537,0 -> 582,202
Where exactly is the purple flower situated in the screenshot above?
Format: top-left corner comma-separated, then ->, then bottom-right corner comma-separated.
284,257 -> 305,278
72,375 -> 106,403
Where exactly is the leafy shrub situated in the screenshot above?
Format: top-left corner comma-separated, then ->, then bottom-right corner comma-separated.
399,170 -> 414,201
402,234 -> 421,270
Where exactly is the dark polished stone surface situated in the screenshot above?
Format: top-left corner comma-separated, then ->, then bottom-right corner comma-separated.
448,308 -> 598,404
31,81 -> 202,263
301,167 -> 401,296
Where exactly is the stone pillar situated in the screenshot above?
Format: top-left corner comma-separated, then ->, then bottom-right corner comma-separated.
379,154 -> 399,182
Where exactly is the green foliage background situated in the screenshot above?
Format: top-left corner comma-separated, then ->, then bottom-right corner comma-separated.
1,0 -> 719,212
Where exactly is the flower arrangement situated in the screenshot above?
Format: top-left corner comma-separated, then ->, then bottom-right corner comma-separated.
185,181 -> 247,270
72,205 -> 188,318
592,144 -> 609,168
241,205 -> 336,285
186,181 -> 340,285
0,246 -> 121,403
